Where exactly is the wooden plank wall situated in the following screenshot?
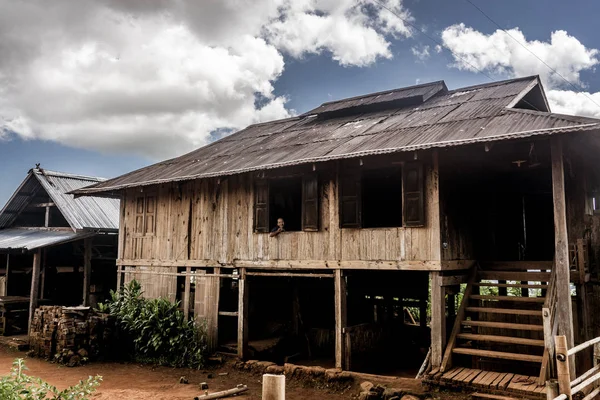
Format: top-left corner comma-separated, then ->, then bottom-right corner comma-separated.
122,266 -> 177,302
120,162 -> 441,266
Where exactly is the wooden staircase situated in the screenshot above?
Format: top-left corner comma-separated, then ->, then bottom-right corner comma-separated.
441,263 -> 556,380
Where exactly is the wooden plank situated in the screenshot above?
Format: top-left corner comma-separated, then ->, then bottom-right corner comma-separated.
453,348 -> 543,363
474,282 -> 548,289
555,335 -> 572,399
429,151 -> 442,261
479,261 -> 554,271
237,268 -> 248,360
453,368 -> 474,382
440,268 -> 476,372
473,370 -> 491,386
82,237 -> 92,307
478,271 -> 550,281
498,373 -> 515,390
466,307 -> 542,316
183,267 -> 191,319
550,137 -> 575,357
470,295 -> 545,303
334,269 -> 347,369
456,333 -> 544,346
471,392 -> 520,400
462,369 -> 484,384
460,320 -> 543,331
431,271 -> 446,369
116,258 -> 446,270
28,250 -> 41,333
442,367 -> 464,380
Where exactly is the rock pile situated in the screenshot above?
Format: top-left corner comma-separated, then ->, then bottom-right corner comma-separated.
29,306 -> 116,366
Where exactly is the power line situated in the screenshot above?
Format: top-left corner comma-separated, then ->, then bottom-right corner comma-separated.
367,0 -> 495,82
463,0 -> 600,111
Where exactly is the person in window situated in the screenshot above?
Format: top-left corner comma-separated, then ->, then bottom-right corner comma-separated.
269,218 -> 285,237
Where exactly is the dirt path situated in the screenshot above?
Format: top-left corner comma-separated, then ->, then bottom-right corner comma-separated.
0,347 -> 357,399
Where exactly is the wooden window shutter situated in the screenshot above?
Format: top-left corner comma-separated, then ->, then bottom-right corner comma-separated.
254,179 -> 269,233
403,162 -> 425,227
339,173 -> 361,228
144,196 -> 156,235
135,196 -> 145,234
302,174 -> 319,231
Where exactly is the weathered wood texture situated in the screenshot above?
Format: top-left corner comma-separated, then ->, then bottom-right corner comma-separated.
119,161 -> 442,268
550,137 -> 575,355
122,266 -> 177,302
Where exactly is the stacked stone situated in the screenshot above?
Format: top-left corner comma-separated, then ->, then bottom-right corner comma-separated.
29,306 -> 62,359
28,306 -> 116,366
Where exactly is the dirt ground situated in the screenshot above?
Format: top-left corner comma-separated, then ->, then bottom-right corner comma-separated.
0,346 -> 465,400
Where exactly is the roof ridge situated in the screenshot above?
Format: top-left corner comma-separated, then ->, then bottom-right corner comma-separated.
32,168 -> 107,182
317,80 -> 446,107
447,75 -> 539,94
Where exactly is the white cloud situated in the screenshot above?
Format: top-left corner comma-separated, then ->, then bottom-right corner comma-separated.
0,0 -> 412,159
441,23 -> 600,117
411,45 -> 431,62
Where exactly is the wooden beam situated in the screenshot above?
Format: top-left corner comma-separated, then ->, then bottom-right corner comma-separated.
116,258 -> 450,271
5,254 -> 9,296
209,267 -> 221,352
44,206 -> 50,228
551,137 -> 575,358
183,266 -> 191,319
28,250 -> 41,333
431,271 -> 446,368
30,202 -> 55,208
237,268 -> 249,360
82,237 -> 92,306
334,269 -> 347,369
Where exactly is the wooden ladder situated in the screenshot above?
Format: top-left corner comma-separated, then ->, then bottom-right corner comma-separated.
441,263 -> 551,376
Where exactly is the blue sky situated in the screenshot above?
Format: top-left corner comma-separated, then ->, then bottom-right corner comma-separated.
2,0 -> 600,206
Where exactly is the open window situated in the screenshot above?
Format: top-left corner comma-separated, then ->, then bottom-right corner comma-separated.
254,175 -> 319,233
340,162 -> 425,229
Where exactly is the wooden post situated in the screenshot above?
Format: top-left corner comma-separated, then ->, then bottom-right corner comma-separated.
551,137 -> 575,360
431,271 -> 446,368
5,254 -> 9,296
335,269 -> 347,369
237,268 -> 249,360
556,335 -> 572,400
576,239 -> 592,373
28,250 -> 42,333
116,265 -> 123,290
262,374 -> 285,400
183,267 -> 191,319
546,380 -> 559,400
82,238 -> 92,306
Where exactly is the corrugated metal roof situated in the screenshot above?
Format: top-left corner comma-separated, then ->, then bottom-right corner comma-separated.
0,169 -> 119,230
73,75 -> 600,195
0,228 -> 94,251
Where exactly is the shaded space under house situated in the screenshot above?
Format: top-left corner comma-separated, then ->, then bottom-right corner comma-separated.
73,76 -> 600,397
0,167 -> 119,335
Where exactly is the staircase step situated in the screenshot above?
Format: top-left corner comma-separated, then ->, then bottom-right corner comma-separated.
452,348 -> 543,363
457,333 -> 545,346
465,307 -> 542,316
470,295 -> 545,303
478,271 -> 550,281
461,320 -> 543,331
474,282 -> 548,289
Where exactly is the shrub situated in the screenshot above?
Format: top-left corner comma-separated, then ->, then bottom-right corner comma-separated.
0,358 -> 101,400
107,280 -> 207,368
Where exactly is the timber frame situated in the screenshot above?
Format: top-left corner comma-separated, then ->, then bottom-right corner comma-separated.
74,76 -> 600,385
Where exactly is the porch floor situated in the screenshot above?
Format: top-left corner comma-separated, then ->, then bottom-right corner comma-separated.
424,367 -> 546,399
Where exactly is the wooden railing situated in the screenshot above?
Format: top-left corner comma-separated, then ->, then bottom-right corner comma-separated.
550,335 -> 600,400
539,265 -> 558,385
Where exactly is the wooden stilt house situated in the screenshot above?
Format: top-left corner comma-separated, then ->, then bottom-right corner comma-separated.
74,76 -> 600,396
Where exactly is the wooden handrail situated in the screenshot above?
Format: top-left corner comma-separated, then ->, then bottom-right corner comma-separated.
539,266 -> 558,385
552,334 -> 600,400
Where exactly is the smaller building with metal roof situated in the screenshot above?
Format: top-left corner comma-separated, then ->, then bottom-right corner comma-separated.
0,167 -> 120,335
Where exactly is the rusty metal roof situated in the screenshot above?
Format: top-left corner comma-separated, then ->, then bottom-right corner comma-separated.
0,228 -> 94,252
73,75 -> 600,195
0,169 -> 119,231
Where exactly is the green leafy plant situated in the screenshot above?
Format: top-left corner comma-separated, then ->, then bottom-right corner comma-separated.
0,358 -> 101,400
108,280 -> 207,368
94,302 -> 110,313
